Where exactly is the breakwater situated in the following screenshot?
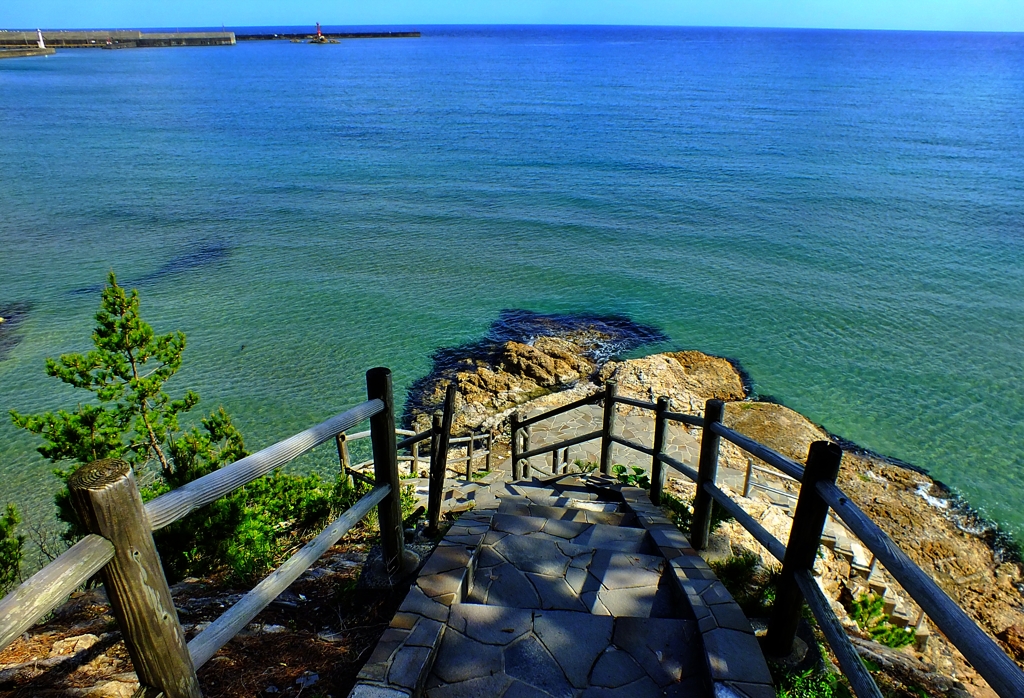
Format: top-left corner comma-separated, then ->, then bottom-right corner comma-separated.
0,47 -> 55,58
235,31 -> 420,41
0,30 -> 235,48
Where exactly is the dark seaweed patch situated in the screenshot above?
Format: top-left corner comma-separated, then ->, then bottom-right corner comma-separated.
0,301 -> 32,361
70,242 -> 231,295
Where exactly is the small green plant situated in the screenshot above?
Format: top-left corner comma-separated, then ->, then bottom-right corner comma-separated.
662,491 -> 735,536
848,593 -> 915,648
0,504 -> 24,594
612,464 -> 650,489
572,459 -> 598,475
710,551 -> 779,618
774,666 -> 848,698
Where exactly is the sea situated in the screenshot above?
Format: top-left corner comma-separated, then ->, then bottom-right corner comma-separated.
1,26 -> 1022,544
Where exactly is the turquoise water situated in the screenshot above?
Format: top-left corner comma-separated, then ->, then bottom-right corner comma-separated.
1,27 -> 1023,538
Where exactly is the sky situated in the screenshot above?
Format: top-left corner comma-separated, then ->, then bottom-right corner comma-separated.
2,0 -> 1024,33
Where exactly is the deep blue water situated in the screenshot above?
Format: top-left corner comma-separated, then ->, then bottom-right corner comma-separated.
1,26 -> 1023,538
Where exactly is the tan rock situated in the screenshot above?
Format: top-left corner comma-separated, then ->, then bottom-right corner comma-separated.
722,401 -> 830,463
48,633 -> 99,657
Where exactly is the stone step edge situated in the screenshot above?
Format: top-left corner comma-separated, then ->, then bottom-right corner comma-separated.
615,485 -> 777,698
348,509 -> 498,698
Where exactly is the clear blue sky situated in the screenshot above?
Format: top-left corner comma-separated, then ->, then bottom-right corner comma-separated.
3,0 -> 1023,32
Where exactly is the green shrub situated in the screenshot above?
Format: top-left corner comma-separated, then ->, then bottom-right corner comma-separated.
0,504 -> 24,593
710,550 -> 779,618
10,273 -> 368,586
572,459 -> 598,475
848,593 -> 915,649
775,666 -> 848,698
612,464 -> 651,489
662,491 -> 735,536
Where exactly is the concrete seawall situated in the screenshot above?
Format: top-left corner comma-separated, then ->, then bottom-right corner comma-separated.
0,47 -> 56,59
0,31 -> 235,48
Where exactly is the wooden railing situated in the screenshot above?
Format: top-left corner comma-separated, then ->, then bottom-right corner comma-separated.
509,380 -> 1024,698
0,367 -> 454,698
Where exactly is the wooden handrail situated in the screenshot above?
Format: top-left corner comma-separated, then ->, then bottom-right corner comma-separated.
609,433 -> 654,457
517,391 -> 605,428
663,410 -> 704,427
794,570 -> 883,698
817,481 -> 1024,697
188,484 -> 390,669
709,421 -> 806,482
146,399 -> 384,530
612,395 -> 658,411
396,428 -> 432,450
656,452 -> 698,482
517,429 -> 603,462
0,535 -> 114,652
701,481 -> 786,562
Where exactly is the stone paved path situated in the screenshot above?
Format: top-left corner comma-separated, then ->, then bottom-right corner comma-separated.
350,473 -> 776,698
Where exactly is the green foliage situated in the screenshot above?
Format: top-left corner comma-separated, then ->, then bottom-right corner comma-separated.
661,491 -> 735,536
848,593 -> 915,648
774,666 -> 850,698
710,550 -> 780,618
612,464 -> 651,489
10,273 -> 365,585
0,504 -> 24,593
11,272 -> 197,476
572,459 -> 598,475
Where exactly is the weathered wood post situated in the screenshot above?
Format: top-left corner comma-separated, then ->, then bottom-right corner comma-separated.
411,439 -> 420,476
466,435 -> 475,482
691,399 -> 725,550
600,381 -> 618,476
650,396 -> 669,506
335,433 -> 350,476
68,459 -> 201,698
510,412 -> 522,480
366,367 -> 412,578
426,383 -> 456,535
522,420 -> 532,479
551,448 -> 559,475
765,440 -> 844,656
486,432 -> 493,472
743,458 -> 753,498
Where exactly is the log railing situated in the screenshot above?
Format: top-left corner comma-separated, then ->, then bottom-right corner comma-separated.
505,382 -> 1024,698
0,366 -> 456,698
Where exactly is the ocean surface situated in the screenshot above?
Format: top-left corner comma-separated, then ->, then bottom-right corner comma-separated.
1,26 -> 1022,541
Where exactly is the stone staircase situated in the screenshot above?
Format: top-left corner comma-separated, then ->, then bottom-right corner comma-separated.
350,473 -> 776,698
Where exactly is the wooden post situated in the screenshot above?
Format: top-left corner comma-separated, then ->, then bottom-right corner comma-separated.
510,413 -> 522,480
551,448 -> 559,475
68,459 -> 201,698
466,435 -> 475,482
411,439 -> 419,476
426,383 -> 456,535
650,396 -> 669,506
600,381 -> 618,476
522,421 -> 532,479
743,458 -> 753,498
367,367 -> 409,577
691,399 -> 725,550
335,433 -> 350,477
486,432 -> 493,472
765,440 -> 844,656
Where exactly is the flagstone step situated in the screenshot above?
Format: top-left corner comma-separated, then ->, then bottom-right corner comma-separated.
468,530 -> 684,618
489,513 -> 654,554
496,499 -> 630,526
424,604 -> 705,698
